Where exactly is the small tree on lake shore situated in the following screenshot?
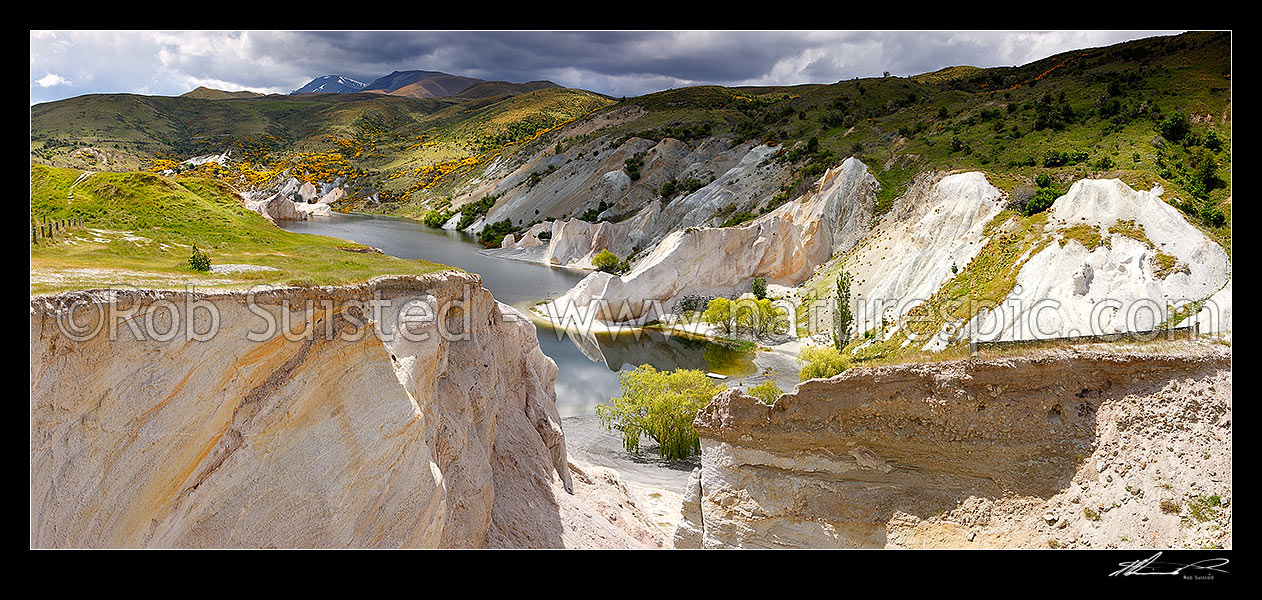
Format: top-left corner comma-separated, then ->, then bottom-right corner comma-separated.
596,365 -> 722,460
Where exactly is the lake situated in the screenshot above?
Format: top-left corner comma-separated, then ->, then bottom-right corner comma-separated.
279,212 -> 754,415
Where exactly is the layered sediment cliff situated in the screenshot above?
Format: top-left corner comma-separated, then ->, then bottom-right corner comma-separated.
676,344 -> 1232,549
29,273 -> 644,548
541,157 -> 877,324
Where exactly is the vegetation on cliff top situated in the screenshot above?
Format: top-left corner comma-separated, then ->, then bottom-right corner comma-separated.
30,164 -> 449,294
31,87 -> 613,215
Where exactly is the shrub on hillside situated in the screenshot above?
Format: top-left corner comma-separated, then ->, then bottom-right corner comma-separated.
747,380 -> 783,406
797,345 -> 849,381
1203,130 -> 1223,152
477,219 -> 516,248
456,193 -> 502,230
1023,186 -> 1061,216
595,365 -> 722,460
592,249 -> 621,273
188,245 -> 211,272
1198,198 -> 1227,228
1008,185 -> 1036,212
423,208 -> 453,228
623,153 -> 644,180
1158,113 -> 1190,143
751,276 -> 767,300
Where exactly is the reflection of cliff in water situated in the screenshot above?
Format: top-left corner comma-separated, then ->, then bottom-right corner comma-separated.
541,325 -> 756,377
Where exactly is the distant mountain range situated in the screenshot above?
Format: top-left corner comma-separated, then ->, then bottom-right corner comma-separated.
291,75 -> 367,94
290,70 -> 559,99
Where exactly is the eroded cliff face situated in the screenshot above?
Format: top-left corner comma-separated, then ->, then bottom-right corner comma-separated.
975,179 -> 1231,340
485,139 -> 790,271
28,273 -> 630,548
541,157 -> 877,324
676,344 -> 1232,549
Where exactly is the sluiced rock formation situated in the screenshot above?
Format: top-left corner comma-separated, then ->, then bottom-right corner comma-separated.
676,345 -> 1232,549
966,179 -> 1232,341
243,176 -> 352,221
486,138 -> 789,266
245,192 -> 308,222
29,273 -> 638,548
843,171 -> 1004,332
542,157 -> 877,324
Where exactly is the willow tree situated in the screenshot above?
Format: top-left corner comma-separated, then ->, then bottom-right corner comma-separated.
702,297 -> 737,335
596,365 -> 722,460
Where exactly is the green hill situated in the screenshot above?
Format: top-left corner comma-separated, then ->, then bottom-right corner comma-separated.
180,86 -> 266,100
29,164 -> 448,294
31,86 -> 614,202
29,32 -> 1230,247
584,30 -> 1231,246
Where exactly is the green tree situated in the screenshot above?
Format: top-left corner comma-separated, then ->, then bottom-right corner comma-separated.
477,219 -> 516,248
833,271 -> 853,349
1158,113 -> 1190,142
1023,186 -> 1060,216
188,245 -> 211,272
702,297 -> 736,335
423,208 -> 453,228
797,345 -> 849,381
1194,148 -> 1218,192
595,365 -> 722,460
747,380 -> 783,406
743,298 -> 787,337
592,249 -> 621,273
752,276 -> 767,300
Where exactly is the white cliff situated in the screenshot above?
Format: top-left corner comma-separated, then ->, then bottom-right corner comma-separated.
541,157 -> 877,325
845,171 -> 1005,332
964,179 -> 1232,342
29,273 -> 651,548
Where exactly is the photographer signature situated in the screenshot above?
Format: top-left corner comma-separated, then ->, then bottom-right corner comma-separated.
1110,552 -> 1229,577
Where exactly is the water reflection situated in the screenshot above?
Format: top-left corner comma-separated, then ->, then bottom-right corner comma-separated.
537,324 -> 757,417
279,212 -> 583,305
280,213 -> 754,416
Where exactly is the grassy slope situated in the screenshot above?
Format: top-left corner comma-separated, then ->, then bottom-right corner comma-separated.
589,32 -> 1230,241
30,34 -> 1230,231
601,32 -> 1230,369
31,88 -> 614,209
30,165 -> 449,294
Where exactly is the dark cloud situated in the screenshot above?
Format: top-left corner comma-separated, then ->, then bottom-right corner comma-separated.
30,30 -> 1183,105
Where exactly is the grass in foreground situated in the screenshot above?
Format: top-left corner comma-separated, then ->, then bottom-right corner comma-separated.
30,165 -> 450,295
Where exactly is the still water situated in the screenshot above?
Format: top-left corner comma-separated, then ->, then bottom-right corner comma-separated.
280,212 -> 754,415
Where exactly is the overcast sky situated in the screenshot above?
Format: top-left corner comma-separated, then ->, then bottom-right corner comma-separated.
30,30 -> 1185,105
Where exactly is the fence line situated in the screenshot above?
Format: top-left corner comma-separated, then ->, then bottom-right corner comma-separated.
31,214 -> 84,244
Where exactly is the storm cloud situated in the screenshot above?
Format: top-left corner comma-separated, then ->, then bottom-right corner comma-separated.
30,30 -> 1182,104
